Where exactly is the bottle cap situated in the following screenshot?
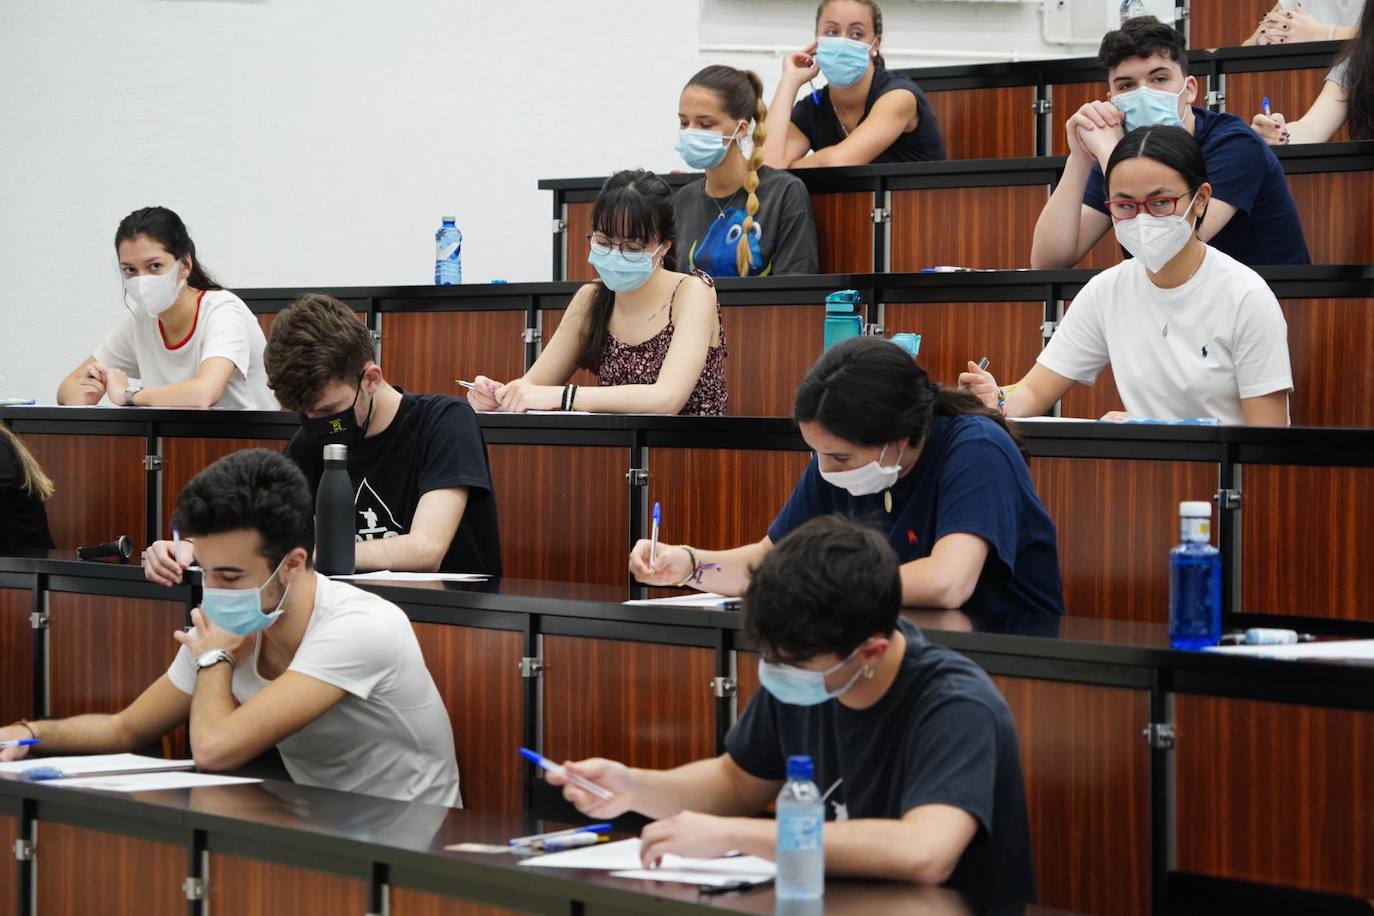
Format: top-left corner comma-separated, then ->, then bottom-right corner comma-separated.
785,755 -> 814,781
323,444 -> 348,461
1179,500 -> 1212,518
440,215 -> 456,222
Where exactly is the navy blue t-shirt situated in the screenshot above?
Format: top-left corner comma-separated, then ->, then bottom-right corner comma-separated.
1084,107 -> 1310,266
768,414 -> 1064,618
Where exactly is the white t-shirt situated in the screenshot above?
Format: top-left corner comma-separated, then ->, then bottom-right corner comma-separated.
93,289 -> 279,410
1037,246 -> 1293,424
167,574 -> 461,807
1283,0 -> 1364,26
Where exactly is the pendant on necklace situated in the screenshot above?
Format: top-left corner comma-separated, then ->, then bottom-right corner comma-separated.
1162,323 -> 1169,338
884,490 -> 893,513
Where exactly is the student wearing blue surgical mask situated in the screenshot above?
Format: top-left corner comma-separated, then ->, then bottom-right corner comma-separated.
0,449 -> 461,807
470,170 -> 728,415
761,0 -> 946,168
57,207 -> 278,410
630,336 -> 1064,620
1030,16 -> 1310,269
559,516 -> 1036,904
673,66 -> 818,277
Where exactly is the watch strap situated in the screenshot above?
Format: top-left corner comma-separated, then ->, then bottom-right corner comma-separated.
196,649 -> 235,673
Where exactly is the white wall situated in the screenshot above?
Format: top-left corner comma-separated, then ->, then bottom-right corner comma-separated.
1,0 -> 1151,401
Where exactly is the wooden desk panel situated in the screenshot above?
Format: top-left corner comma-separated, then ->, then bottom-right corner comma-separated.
543,635 -> 715,769
1241,465 -> 1374,618
564,201 -> 595,282
721,305 -> 826,417
161,437 -> 285,538
390,888 -> 520,915
0,589 -> 32,725
812,191 -> 875,273
487,444 -> 626,585
924,86 -> 1037,160
1290,171 -> 1374,265
35,821 -> 183,916
883,300 -> 1044,395
1176,696 -> 1374,896
1226,69 -> 1349,143
208,853 -> 369,915
0,815 -> 13,915
648,449 -> 810,552
413,623 -> 524,815
994,676 -> 1150,916
1032,458 -> 1218,621
1283,298 -> 1374,427
21,434 -> 145,551
47,593 -> 188,757
1190,0 -> 1271,49
890,185 -> 1046,271
381,311 -> 527,399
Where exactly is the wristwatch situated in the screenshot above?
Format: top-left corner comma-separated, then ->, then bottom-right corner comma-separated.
195,649 -> 235,673
123,385 -> 142,407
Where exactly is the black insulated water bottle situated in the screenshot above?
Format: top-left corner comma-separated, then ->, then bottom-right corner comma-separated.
315,444 -> 355,576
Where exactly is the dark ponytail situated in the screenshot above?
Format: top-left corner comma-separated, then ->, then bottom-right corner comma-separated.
576,170 -> 677,370
794,336 -> 1026,457
114,206 -> 222,291
1340,1 -> 1374,140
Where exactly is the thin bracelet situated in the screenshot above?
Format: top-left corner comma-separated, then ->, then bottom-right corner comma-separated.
16,719 -> 37,739
672,545 -> 701,588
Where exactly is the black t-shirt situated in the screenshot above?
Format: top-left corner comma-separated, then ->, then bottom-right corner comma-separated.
769,414 -> 1065,619
726,619 -> 1036,904
285,394 -> 501,575
1084,107 -> 1311,266
791,67 -> 947,163
0,436 -> 54,555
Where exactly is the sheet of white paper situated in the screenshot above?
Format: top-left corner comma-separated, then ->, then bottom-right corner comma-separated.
0,754 -> 194,777
1009,416 -> 1099,423
609,867 -> 774,887
1205,639 -> 1374,660
51,772 -> 261,792
518,838 -> 776,879
331,571 -> 490,582
623,592 -> 738,610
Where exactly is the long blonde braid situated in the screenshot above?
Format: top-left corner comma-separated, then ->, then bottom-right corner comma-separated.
738,71 -> 768,277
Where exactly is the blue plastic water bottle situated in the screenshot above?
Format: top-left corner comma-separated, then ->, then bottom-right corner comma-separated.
1169,500 -> 1221,649
823,290 -> 864,351
890,332 -> 922,357
435,217 -> 462,285
1119,0 -> 1147,24
775,755 -> 824,900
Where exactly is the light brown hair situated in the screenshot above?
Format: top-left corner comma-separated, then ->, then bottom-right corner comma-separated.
815,0 -> 886,68
263,293 -> 375,413
0,426 -> 54,502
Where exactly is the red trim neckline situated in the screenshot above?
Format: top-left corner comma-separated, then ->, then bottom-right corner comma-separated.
159,290 -> 205,351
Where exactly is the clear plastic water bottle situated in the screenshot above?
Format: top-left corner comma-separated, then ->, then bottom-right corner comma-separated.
775,755 -> 824,900
823,290 -> 864,351
1169,500 -> 1221,649
435,217 -> 462,285
315,444 -> 356,576
1120,0 -> 1148,24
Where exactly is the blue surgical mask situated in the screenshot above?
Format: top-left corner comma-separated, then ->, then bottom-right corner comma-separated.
1112,84 -> 1187,131
675,125 -> 742,170
201,557 -> 290,636
587,243 -> 664,293
757,646 -> 865,706
816,36 -> 874,89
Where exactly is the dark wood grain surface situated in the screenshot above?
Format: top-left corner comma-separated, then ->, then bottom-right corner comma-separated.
412,622 -> 524,815
0,589 -> 32,724
1227,68 -> 1349,143
0,815 -> 14,915
1289,170 -> 1374,265
382,311 -> 527,399
1189,0 -> 1281,50
542,635 -> 716,769
161,437 -> 285,538
1176,695 -> 1374,896
810,191 -> 875,273
883,300 -> 1045,394
648,448 -> 811,553
36,821 -> 183,915
924,86 -> 1038,160
1032,457 -> 1219,621
565,201 -> 596,282
890,185 -> 1047,271
208,853 -> 369,915
720,305 -> 827,417
1283,297 -> 1374,427
390,888 -> 522,916
21,434 -> 145,551
486,444 -> 627,585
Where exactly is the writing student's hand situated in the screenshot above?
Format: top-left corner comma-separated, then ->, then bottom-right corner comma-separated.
465,375 -> 502,412
628,540 -> 693,586
143,538 -> 195,587
958,360 -> 1000,410
545,757 -> 636,819
1250,111 -> 1290,146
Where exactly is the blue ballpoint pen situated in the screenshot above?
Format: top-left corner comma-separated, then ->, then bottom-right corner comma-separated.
518,748 -> 615,800
650,502 -> 661,566
0,739 -> 38,750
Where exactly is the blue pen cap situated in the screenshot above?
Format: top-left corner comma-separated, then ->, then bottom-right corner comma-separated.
785,755 -> 814,781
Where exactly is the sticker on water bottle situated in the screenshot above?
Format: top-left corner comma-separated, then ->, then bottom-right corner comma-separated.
1182,518 -> 1210,541
778,814 -> 823,851
438,243 -> 460,259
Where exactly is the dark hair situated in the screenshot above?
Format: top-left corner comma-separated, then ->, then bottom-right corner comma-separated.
814,0 -> 886,69
114,207 -> 222,291
171,449 -> 314,568
576,170 -> 678,370
1105,126 -> 1209,226
1098,16 -> 1188,76
744,515 -> 901,662
794,336 -> 1025,457
685,65 -> 769,276
1340,2 -> 1374,140
264,293 -> 376,413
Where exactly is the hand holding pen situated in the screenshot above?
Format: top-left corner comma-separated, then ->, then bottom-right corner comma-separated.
1251,96 -> 1290,146
958,356 -> 1001,410
532,752 -> 637,820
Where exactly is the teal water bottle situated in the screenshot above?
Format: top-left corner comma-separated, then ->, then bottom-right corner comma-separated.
824,290 -> 864,350
890,333 -> 922,357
